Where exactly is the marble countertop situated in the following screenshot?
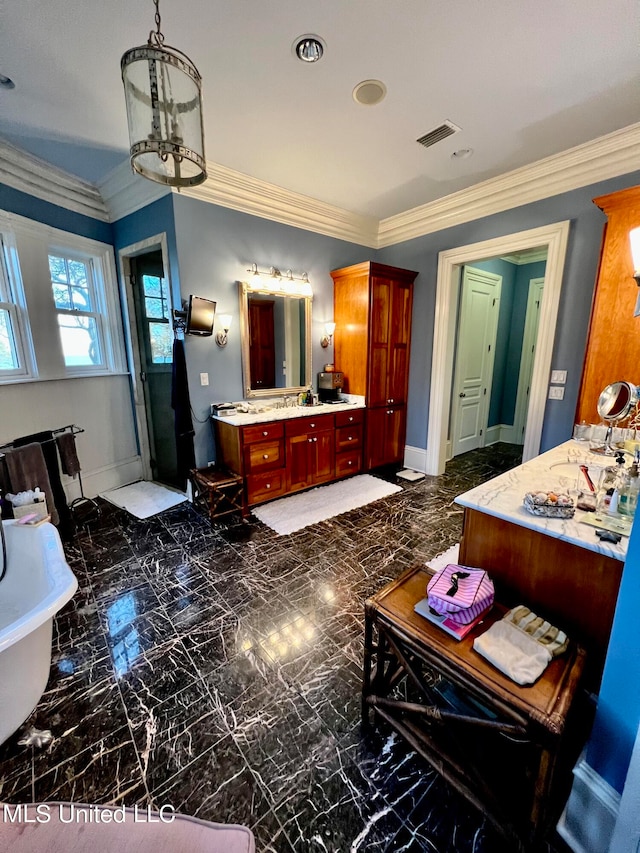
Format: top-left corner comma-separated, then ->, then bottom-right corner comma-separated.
210,399 -> 365,426
454,440 -> 630,561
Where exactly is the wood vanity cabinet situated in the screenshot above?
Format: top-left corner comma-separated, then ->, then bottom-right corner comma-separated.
213,408 -> 365,508
331,262 -> 417,469
285,414 -> 334,493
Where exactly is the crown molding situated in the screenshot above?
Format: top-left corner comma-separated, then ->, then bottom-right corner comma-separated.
499,247 -> 549,265
377,123 -> 640,248
0,137 -> 108,222
98,160 -> 170,223
3,123 -> 640,248
180,161 -> 379,249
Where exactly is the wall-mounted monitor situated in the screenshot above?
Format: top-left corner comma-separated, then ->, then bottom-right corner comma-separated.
186,295 -> 216,336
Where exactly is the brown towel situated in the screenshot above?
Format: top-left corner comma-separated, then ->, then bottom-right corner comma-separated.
55,432 -> 81,477
3,443 -> 59,525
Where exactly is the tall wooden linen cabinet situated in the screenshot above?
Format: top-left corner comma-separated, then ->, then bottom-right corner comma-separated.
331,262 -> 418,469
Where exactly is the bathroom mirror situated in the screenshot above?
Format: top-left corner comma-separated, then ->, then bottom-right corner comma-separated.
238,280 -> 312,398
597,381 -> 640,422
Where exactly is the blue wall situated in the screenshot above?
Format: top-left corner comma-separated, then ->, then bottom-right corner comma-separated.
171,195 -> 370,465
0,184 -> 113,244
378,170 -> 640,456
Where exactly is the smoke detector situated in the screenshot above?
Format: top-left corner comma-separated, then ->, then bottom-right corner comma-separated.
352,79 -> 387,106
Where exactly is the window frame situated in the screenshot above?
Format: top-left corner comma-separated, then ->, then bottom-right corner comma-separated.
0,212 -> 126,384
0,232 -> 35,381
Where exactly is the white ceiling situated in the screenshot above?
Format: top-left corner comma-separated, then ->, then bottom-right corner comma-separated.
2,0 -> 639,220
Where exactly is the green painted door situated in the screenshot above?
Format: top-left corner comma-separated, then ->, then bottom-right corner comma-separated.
130,252 -> 178,488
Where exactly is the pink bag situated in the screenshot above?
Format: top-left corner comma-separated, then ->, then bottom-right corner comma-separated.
427,564 -> 494,624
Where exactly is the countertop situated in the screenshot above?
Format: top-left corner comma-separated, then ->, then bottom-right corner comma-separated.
210,399 -> 365,427
454,440 -> 630,562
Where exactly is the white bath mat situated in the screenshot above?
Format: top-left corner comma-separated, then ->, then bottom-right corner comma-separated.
100,481 -> 187,519
253,474 -> 402,535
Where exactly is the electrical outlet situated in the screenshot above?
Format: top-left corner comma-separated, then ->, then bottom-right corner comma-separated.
548,385 -> 565,400
200,372 -> 209,386
550,369 -> 567,384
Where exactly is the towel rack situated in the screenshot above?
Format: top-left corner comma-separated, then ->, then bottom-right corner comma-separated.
0,424 -> 85,458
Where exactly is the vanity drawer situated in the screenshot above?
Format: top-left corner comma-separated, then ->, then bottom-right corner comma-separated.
335,409 -> 364,428
242,422 -> 284,444
285,413 -> 334,438
247,470 -> 285,505
244,438 -> 284,473
335,424 -> 362,453
335,450 -> 362,477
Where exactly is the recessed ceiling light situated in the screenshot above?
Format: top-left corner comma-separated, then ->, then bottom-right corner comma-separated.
451,148 -> 473,160
352,79 -> 387,106
293,34 -> 325,63
0,73 -> 15,90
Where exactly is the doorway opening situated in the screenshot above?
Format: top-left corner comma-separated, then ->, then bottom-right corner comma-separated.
426,221 -> 571,475
117,234 -> 180,488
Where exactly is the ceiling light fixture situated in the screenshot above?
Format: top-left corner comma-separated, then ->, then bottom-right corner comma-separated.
121,0 -> 207,188
0,74 -> 15,90
293,35 -> 325,63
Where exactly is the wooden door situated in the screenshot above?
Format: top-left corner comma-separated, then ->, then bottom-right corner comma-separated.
368,276 -> 391,407
387,280 -> 413,405
367,406 -> 405,468
310,429 -> 334,485
286,433 -> 311,493
451,267 -> 501,457
248,299 -> 276,390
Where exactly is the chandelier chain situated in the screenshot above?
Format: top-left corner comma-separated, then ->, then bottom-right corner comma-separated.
150,0 -> 165,46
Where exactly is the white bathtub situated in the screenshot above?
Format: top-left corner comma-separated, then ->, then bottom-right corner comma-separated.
0,520 -> 77,745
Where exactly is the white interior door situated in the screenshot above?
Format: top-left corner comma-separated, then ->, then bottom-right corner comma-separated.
451,267 -> 501,457
512,277 -> 545,444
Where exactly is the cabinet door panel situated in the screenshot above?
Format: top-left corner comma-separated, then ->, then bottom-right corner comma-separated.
286,433 -> 311,493
366,406 -> 406,468
368,278 -> 391,405
311,430 -> 335,484
388,281 -> 413,405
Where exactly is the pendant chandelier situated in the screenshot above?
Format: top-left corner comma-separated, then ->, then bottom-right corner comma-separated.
121,0 -> 207,188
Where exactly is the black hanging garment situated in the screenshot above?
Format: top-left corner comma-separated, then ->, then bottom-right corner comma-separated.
171,337 -> 195,491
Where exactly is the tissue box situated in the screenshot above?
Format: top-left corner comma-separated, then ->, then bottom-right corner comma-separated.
12,498 -> 49,522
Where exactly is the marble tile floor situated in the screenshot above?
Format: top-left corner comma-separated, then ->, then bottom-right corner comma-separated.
0,443 -> 573,852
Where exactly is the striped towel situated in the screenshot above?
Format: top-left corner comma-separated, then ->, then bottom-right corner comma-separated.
503,605 -> 569,657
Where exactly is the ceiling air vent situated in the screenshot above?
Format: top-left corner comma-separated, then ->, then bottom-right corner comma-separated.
416,120 -> 461,149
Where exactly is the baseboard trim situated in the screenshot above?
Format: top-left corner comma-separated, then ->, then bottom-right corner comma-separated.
61,456 -> 143,501
557,755 -> 620,853
403,445 -> 427,474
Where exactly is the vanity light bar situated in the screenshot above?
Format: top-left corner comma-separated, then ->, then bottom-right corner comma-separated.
246,263 -> 312,296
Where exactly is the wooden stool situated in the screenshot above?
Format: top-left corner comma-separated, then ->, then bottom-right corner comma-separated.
190,467 -> 245,520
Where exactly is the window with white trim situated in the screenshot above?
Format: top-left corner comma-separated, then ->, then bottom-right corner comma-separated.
49,253 -> 105,369
0,236 -> 30,379
0,211 -> 126,383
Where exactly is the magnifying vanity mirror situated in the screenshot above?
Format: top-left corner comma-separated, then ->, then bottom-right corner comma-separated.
238,280 -> 312,398
592,380 -> 640,455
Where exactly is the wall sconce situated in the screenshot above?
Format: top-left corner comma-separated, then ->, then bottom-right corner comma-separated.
215,314 -> 232,347
245,263 -> 312,296
630,227 -> 640,285
321,322 -> 336,348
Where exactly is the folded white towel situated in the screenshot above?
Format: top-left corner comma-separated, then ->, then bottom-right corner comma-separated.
473,620 -> 552,685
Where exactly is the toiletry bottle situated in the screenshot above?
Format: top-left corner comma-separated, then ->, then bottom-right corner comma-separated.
619,458 -> 640,518
597,453 -> 627,514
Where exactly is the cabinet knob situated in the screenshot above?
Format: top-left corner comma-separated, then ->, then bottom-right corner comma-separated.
388,398 -> 394,404
347,460 -> 352,466
348,416 -> 353,422
387,410 -> 393,415
348,436 -> 353,441
263,454 -> 269,459
310,422 -> 315,427
313,437 -> 317,442
262,430 -> 268,436
266,483 -> 271,489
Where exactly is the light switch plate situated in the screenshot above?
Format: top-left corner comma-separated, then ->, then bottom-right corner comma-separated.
550,369 -> 567,384
548,385 -> 565,400
200,372 -> 209,386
